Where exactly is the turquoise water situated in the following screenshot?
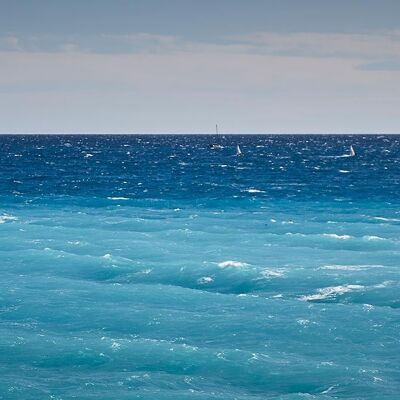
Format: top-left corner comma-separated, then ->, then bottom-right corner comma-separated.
0,135 -> 399,399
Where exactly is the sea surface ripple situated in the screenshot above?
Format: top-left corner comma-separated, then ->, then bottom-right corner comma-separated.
0,134 -> 399,399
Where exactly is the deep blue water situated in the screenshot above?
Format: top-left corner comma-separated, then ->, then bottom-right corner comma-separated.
0,134 -> 399,399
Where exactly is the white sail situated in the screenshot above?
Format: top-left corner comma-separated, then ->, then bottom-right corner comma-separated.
349,145 -> 356,157
236,145 -> 242,156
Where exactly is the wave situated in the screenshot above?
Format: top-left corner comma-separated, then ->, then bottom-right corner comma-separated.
217,260 -> 249,268
319,264 -> 384,271
322,233 -> 353,240
107,197 -> 130,200
300,284 -> 365,301
0,214 -> 18,224
242,188 -> 266,194
363,235 -> 385,241
197,276 -> 214,284
373,217 -> 400,223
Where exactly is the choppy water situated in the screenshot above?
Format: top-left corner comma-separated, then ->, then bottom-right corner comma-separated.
1,134 -> 399,399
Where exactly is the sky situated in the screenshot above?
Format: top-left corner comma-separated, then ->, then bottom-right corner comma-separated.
0,0 -> 400,133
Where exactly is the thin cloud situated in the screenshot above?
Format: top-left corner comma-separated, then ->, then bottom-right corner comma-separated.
231,31 -> 400,61
2,31 -> 400,61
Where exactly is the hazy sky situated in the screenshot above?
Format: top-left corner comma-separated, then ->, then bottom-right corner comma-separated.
1,0 -> 400,133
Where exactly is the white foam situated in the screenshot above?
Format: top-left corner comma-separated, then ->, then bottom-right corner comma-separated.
111,341 -> 121,351
107,197 -> 129,200
300,284 -> 364,301
373,280 -> 394,289
296,319 -> 311,326
259,269 -> 285,279
319,264 -> 383,271
374,217 -> 400,222
197,276 -> 214,284
0,214 -> 18,224
363,304 -> 374,312
339,170 -> 350,173
138,269 -> 152,275
321,385 -> 338,394
218,260 -> 249,268
242,188 -> 265,193
363,235 -> 385,241
322,233 -> 352,240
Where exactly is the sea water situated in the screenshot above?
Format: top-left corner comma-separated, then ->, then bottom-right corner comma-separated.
0,134 -> 399,399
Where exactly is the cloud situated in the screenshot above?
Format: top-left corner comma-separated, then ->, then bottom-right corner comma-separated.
231,31 -> 400,61
0,33 -> 184,54
2,30 -> 400,60
358,60 -> 400,71
0,31 -> 399,132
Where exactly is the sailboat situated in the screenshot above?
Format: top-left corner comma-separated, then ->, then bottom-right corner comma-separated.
209,124 -> 223,149
349,145 -> 356,157
236,144 -> 242,156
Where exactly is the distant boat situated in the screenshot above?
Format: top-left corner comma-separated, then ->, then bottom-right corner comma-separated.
209,124 -> 223,149
349,145 -> 356,157
236,144 -> 242,156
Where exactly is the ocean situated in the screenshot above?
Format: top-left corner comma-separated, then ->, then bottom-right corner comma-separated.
0,134 -> 399,399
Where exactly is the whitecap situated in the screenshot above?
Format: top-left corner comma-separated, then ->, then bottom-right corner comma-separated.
243,188 -> 265,194
107,197 -> 129,200
138,269 -> 152,275
67,241 -> 81,245
322,233 -> 352,240
111,341 -> 121,351
373,280 -> 394,289
197,276 -> 214,284
363,235 -> 385,241
300,284 -> 364,301
218,260 -> 249,268
296,319 -> 311,326
373,217 -> 400,222
339,170 -> 350,173
319,264 -> 383,271
0,214 -> 18,224
321,385 -> 338,394
363,304 -> 374,312
259,269 -> 285,279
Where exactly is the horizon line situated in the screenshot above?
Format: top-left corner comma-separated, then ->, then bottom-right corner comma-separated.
0,131 -> 399,135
